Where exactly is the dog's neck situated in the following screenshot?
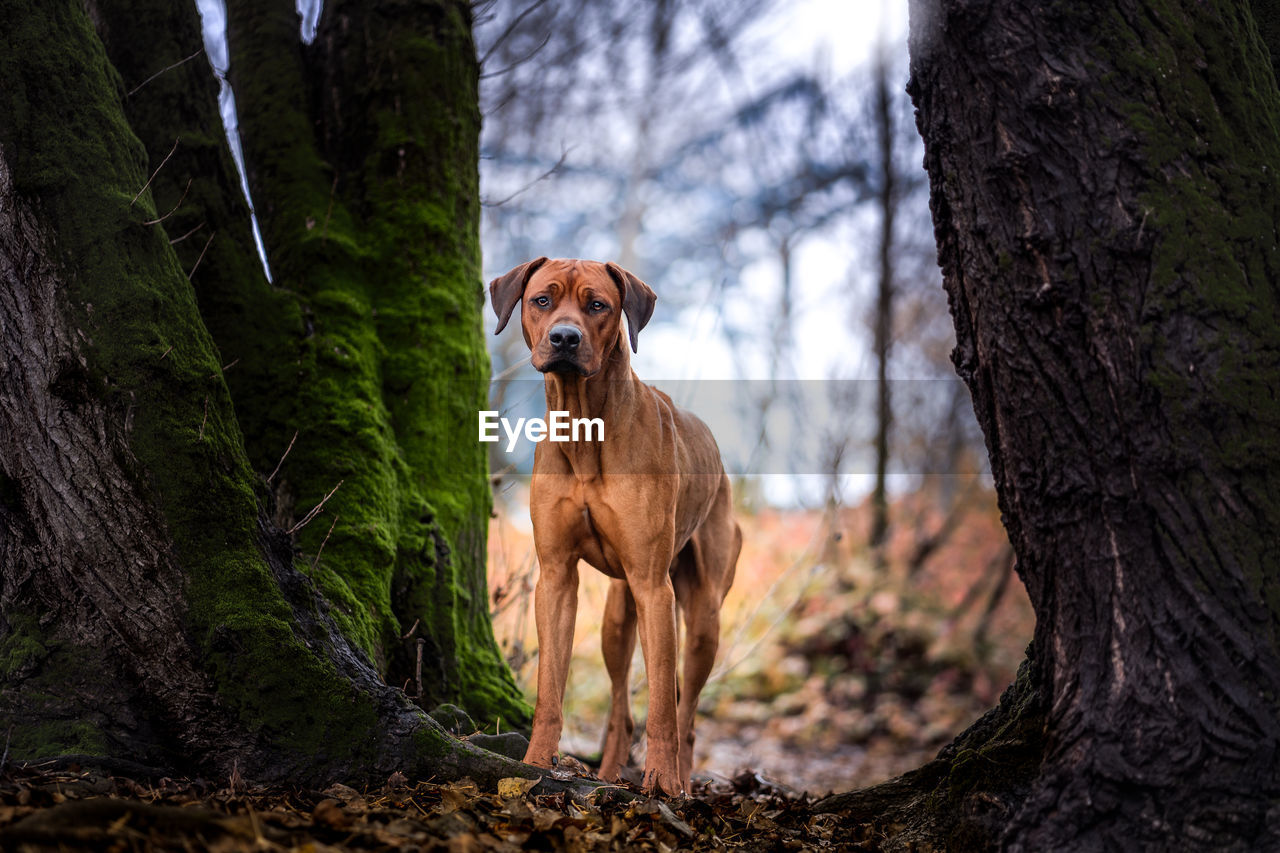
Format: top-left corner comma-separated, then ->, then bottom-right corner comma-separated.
541,338 -> 638,476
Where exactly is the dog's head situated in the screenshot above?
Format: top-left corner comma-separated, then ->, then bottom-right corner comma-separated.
489,257 -> 657,376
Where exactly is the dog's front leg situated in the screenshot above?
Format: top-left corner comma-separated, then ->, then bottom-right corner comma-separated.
631,567 -> 682,796
524,551 -> 579,769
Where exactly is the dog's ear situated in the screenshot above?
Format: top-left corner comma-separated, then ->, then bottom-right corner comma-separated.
489,257 -> 548,335
606,262 -> 657,353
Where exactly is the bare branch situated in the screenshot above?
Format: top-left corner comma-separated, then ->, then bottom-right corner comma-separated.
480,29 -> 553,80
482,148 -> 570,207
168,222 -> 205,245
127,48 -> 204,98
143,178 -> 192,225
131,138 -> 180,206
287,480 -> 344,535
267,430 -> 299,484
210,357 -> 239,379
310,514 -> 339,570
321,173 -> 338,241
186,231 -> 215,279
478,0 -> 551,67
489,354 -> 532,384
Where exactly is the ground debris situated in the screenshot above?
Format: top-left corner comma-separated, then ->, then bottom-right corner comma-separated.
0,762 -> 880,851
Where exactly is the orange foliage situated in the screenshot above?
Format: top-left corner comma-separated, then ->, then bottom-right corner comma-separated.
487,478 -> 1032,795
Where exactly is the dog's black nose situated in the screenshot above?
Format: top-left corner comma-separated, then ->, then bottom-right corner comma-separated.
548,325 -> 581,352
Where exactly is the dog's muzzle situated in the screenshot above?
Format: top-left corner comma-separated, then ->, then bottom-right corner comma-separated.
540,324 -> 586,374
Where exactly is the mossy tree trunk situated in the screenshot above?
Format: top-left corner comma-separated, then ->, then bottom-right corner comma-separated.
213,0 -> 524,723
825,0 -> 1280,849
0,0 -> 528,784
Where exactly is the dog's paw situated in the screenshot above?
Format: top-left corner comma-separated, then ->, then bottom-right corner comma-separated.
522,745 -> 557,768
553,753 -> 590,776
641,766 -> 684,798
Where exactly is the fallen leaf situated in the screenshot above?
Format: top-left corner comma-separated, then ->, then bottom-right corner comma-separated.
311,798 -> 349,830
497,776 -> 540,799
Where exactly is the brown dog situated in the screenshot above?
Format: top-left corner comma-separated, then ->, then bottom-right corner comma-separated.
490,258 -> 740,796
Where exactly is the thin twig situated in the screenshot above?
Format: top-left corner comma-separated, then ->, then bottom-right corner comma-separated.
186,231 -> 216,279
480,28 -> 553,80
478,0 -> 550,67
489,353 -> 532,384
210,357 -> 239,379
310,514 -> 339,570
169,222 -> 205,245
482,147 -> 570,207
159,345 -> 174,360
287,479 -> 344,535
142,178 -> 193,225
321,173 -> 338,241
132,138 -> 180,206
415,638 -> 425,699
401,618 -> 420,640
0,725 -> 12,774
198,396 -> 209,439
127,48 -> 205,97
267,430 -> 298,484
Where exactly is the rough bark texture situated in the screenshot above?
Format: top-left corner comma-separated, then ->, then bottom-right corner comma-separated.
903,0 -> 1280,848
0,0 -> 529,784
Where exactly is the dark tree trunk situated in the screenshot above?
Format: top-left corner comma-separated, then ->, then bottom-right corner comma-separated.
842,0 -> 1280,848
0,0 -> 528,785
869,51 -> 897,555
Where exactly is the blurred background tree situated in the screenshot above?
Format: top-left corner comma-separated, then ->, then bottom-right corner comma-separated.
476,0 -> 1022,796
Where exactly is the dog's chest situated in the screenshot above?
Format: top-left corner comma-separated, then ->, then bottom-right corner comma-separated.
571,495 -> 625,579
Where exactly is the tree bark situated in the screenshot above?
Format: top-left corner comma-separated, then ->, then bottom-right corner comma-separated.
899,0 -> 1280,848
0,0 -> 528,784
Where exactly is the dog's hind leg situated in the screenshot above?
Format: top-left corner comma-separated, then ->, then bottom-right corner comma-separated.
598,578 -> 638,781
673,481 -> 741,789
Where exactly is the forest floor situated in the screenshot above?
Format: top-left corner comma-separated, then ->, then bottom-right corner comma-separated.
488,482 -> 1032,796
0,484 -> 1030,851
0,761 -> 882,851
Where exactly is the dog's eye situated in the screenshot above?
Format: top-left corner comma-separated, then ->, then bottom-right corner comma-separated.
532,295 -> 550,308
589,300 -> 606,312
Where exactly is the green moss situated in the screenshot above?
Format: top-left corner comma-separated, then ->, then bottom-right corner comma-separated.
223,0 -> 528,727
8,720 -> 108,758
0,617 -> 117,760
0,0 -> 418,768
2,0 -> 526,779
0,614 -> 47,679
